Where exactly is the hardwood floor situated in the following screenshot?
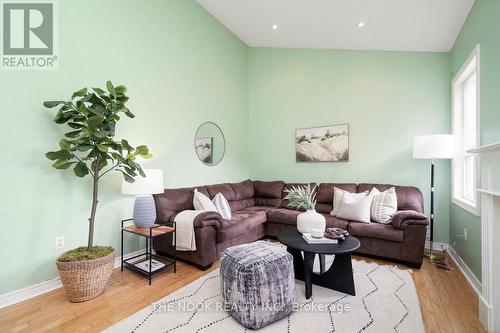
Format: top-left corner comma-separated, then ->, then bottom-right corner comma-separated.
362,255 -> 485,333
0,254 -> 485,333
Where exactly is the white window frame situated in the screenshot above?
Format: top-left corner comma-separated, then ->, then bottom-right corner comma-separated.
452,44 -> 480,216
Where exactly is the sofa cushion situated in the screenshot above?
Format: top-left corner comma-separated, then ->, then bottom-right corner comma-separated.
333,188 -> 376,223
253,180 -> 285,207
280,183 -> 317,210
216,210 -> 267,243
357,183 -> 424,213
267,209 -> 349,230
213,192 -> 232,220
193,188 -> 218,211
323,215 -> 349,230
315,183 -> 357,214
230,179 -> 255,200
331,187 -> 369,217
241,206 -> 277,213
266,208 -> 301,225
229,198 -> 256,212
371,187 -> 398,223
154,187 -> 209,222
206,183 -> 236,200
205,181 -> 256,213
348,221 -> 404,242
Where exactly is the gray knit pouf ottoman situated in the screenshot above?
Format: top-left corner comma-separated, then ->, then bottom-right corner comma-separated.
220,241 -> 295,329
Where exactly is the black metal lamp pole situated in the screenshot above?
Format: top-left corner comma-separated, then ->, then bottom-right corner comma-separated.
429,159 -> 435,257
413,134 -> 454,269
426,159 -> 449,269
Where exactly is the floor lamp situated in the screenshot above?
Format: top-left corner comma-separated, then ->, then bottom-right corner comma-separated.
413,134 -> 455,269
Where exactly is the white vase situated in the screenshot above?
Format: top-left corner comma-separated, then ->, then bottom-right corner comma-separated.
297,209 -> 326,234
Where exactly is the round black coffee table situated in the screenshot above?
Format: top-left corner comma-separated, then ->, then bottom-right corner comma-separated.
278,229 -> 360,299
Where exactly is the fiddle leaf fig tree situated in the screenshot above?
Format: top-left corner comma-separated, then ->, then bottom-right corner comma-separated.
44,81 -> 152,251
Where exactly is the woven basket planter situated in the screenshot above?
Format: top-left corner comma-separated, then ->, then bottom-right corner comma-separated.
56,250 -> 115,302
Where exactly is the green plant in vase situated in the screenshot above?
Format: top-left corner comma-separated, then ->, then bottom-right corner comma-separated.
284,184 -> 325,234
283,184 -> 318,210
44,81 -> 151,302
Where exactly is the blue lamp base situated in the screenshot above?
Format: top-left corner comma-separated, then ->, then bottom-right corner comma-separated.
133,195 -> 157,228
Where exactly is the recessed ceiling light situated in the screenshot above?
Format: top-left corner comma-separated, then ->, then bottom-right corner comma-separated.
272,24 -> 278,30
358,21 -> 365,28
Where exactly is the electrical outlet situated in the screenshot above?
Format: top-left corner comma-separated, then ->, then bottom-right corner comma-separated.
464,228 -> 468,241
55,236 -> 65,249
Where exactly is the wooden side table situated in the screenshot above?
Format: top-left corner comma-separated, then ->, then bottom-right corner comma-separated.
121,219 -> 176,285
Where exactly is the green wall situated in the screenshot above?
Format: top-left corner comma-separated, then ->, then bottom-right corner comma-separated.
448,0 -> 500,280
0,0 -> 249,295
2,0 -> 494,298
451,0 -> 500,146
450,205 -> 482,279
249,48 -> 452,243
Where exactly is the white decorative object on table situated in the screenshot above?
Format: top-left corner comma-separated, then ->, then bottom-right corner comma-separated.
283,184 -> 326,234
310,228 -> 323,238
297,209 -> 326,234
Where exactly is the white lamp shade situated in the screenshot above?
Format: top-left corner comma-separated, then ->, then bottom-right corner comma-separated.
413,134 -> 455,159
121,169 -> 164,195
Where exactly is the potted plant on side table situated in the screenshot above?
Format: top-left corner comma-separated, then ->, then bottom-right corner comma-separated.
44,81 -> 152,302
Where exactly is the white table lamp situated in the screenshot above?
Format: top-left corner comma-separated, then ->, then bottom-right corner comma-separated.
121,169 -> 164,228
413,134 -> 454,266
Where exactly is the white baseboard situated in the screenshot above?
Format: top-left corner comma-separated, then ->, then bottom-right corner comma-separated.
479,296 -> 494,333
0,277 -> 63,310
0,249 -> 145,310
447,245 -> 482,296
113,248 -> 147,268
425,241 -> 449,252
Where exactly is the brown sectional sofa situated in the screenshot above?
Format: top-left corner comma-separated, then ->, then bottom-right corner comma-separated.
153,180 -> 429,270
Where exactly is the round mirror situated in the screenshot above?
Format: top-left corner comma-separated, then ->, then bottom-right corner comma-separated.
194,122 -> 225,166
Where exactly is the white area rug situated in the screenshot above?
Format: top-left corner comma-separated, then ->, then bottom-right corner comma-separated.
104,258 -> 424,333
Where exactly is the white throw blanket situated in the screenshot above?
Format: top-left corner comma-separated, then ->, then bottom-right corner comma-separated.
173,210 -> 209,251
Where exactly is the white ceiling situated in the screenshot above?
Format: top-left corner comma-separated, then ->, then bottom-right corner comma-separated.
197,0 -> 475,52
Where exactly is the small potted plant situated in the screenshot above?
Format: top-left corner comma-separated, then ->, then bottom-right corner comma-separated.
44,81 -> 151,302
283,184 -> 325,234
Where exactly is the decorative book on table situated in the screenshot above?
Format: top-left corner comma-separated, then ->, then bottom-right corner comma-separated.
302,233 -> 338,244
134,259 -> 165,272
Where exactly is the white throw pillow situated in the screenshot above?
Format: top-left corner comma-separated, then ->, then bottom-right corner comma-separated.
371,187 -> 398,223
331,187 -> 369,216
212,192 -> 232,220
334,188 -> 377,223
193,188 -> 217,212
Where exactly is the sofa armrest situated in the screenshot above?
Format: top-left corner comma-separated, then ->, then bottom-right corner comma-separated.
193,211 -> 223,229
167,211 -> 223,229
391,210 -> 429,230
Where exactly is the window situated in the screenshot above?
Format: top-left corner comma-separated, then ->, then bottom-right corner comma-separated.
452,44 -> 480,215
